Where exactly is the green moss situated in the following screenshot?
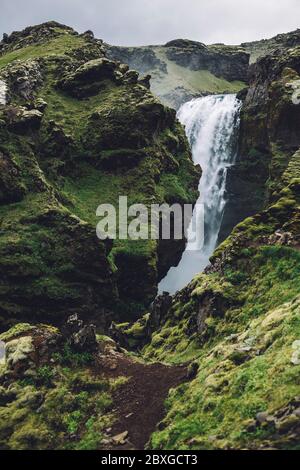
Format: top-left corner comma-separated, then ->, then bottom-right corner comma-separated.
75,414 -> 111,450
150,294 -> 300,450
143,219 -> 300,448
0,27 -> 199,325
0,323 -> 34,341
36,366 -> 55,387
0,352 -> 117,450
0,33 -> 86,70
52,343 -> 93,367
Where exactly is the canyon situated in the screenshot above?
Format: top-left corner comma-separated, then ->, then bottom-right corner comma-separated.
0,22 -> 299,450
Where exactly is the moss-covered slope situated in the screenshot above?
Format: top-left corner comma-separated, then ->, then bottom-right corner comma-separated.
142,187 -> 300,449
0,318 -> 189,450
0,322 -> 117,450
138,44 -> 300,450
0,22 -> 199,330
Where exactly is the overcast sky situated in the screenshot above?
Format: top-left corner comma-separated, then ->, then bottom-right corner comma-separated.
1,0 -> 300,46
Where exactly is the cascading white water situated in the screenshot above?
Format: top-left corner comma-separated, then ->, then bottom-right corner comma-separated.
159,94 -> 241,294
0,80 -> 8,105
0,341 -> 5,365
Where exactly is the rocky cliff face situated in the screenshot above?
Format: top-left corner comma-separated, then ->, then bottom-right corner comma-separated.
243,28 -> 300,63
106,41 -> 249,109
135,38 -> 300,450
164,40 -> 249,82
105,30 -> 300,110
220,39 -> 300,241
1,22 -> 300,451
0,22 -> 199,330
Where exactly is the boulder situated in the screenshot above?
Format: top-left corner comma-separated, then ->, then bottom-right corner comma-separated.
81,30 -> 94,40
291,340 -> 300,365
0,79 -> 7,105
0,151 -> 26,204
0,59 -> 43,101
109,313 -> 151,350
186,362 -> 199,380
5,106 -> 43,132
123,70 -> 139,85
138,74 -> 151,89
1,324 -> 62,376
276,415 -> 300,433
70,324 -> 97,352
150,293 -> 172,328
5,336 -> 34,370
112,431 -> 128,445
64,314 -> 97,353
64,313 -> 84,336
35,98 -> 47,111
57,58 -> 118,97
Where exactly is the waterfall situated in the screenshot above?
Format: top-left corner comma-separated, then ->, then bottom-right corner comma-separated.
0,80 -> 8,105
0,340 -> 5,365
159,94 -> 241,294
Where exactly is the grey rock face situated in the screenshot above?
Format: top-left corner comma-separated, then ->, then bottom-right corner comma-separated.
105,45 -> 167,76
164,40 -> 249,82
0,59 -> 44,102
65,314 -> 97,352
105,41 -> 249,110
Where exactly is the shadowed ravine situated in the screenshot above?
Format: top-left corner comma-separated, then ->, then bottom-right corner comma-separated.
159,94 -> 242,294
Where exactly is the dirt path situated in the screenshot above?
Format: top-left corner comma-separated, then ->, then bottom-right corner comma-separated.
94,346 -> 187,450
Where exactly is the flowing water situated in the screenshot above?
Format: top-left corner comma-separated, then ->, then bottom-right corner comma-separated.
0,340 -> 5,364
0,80 -> 7,105
158,94 -> 241,294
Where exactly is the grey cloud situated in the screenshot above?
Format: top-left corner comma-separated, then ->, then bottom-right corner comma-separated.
1,0 -> 299,46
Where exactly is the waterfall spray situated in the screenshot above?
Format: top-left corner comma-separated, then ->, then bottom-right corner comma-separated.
0,80 -> 7,106
159,94 -> 241,294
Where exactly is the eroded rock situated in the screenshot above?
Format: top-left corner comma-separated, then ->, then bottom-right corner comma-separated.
291,340 -> 300,365
57,58 -> 119,97
0,151 -> 25,204
65,314 -> 97,353
0,59 -> 44,102
4,106 -> 43,132
5,336 -> 34,369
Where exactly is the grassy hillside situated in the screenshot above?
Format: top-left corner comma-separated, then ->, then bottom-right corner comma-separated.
105,43 -> 248,109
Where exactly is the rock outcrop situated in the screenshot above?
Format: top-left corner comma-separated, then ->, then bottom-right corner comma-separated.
220,42 -> 300,241
164,40 -> 249,82
105,41 -> 249,109
105,29 -> 300,112
242,28 -> 300,64
0,22 -> 198,330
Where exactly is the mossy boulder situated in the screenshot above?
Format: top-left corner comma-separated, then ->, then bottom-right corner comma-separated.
0,321 -> 117,450
57,58 -> 119,98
